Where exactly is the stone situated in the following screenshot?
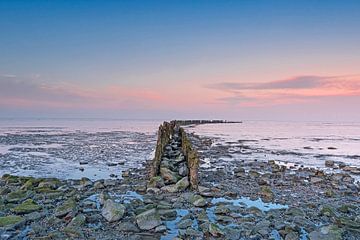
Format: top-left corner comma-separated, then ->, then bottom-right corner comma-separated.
260,186 -> 274,202
158,209 -> 177,220
54,198 -> 77,218
178,164 -> 189,177
11,199 -> 41,214
38,179 -> 61,189
68,214 -> 86,227
160,167 -> 179,184
325,160 -> 335,167
5,190 -> 27,203
117,221 -> 140,232
0,215 -> 24,227
309,225 -> 343,240
177,219 -> 193,229
155,225 -> 167,233
310,177 -> 323,184
147,176 -> 165,189
94,181 -> 105,189
161,177 -> 189,193
101,199 -> 125,222
136,208 -> 162,230
285,231 -> 299,240
190,195 -> 207,207
175,177 -> 190,191
146,187 -> 161,194
209,223 -> 224,237
198,186 -> 217,197
338,217 -> 360,232
99,192 -> 110,206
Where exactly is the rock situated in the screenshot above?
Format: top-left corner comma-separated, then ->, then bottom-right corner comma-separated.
101,199 -> 125,222
146,187 -> 161,194
178,164 -> 189,177
11,199 -> 41,214
161,177 -> 189,193
309,225 -> 343,240
0,215 -> 24,228
183,227 -> 203,237
158,209 -> 177,220
319,205 -> 336,217
325,160 -> 335,167
122,171 -> 130,177
68,214 -> 86,227
117,221 -> 140,232
104,179 -> 116,187
147,176 -> 165,188
209,223 -> 224,237
94,181 -> 105,189
310,177 -> 323,184
160,167 -> 179,184
177,219 -> 193,229
38,179 -> 61,189
175,177 -> 190,191
5,190 -> 27,203
80,177 -> 92,187
99,192 -> 110,206
190,195 -> 207,207
214,205 -> 231,215
54,198 -> 77,218
338,217 -> 360,232
20,178 -> 38,190
63,226 -> 84,238
136,208 -> 162,230
155,225 -> 167,233
285,207 -> 305,216
285,231 -> 299,240
260,186 -> 274,202
198,186 -> 217,197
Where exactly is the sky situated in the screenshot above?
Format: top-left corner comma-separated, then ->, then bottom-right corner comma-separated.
1,0 -> 360,121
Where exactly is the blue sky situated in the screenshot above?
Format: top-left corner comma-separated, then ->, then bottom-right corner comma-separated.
1,0 -> 360,121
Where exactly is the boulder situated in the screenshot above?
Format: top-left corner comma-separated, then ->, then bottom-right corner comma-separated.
11,199 -> 41,214
309,225 -> 343,240
190,195 -> 207,207
101,199 -> 125,222
54,198 -> 77,218
136,208 -> 162,230
160,167 -> 179,184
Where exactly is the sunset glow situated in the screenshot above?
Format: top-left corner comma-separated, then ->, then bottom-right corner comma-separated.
1,1 -> 360,121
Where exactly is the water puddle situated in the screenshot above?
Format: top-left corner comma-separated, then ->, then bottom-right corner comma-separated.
210,196 -> 288,212
162,209 -> 190,240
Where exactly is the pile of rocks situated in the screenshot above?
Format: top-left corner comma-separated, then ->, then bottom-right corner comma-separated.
147,126 -> 193,193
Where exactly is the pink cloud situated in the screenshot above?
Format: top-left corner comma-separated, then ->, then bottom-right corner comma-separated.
206,75 -> 360,106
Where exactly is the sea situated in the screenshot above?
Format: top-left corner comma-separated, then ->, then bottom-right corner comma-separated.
0,119 -> 359,180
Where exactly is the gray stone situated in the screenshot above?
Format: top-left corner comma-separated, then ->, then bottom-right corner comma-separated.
190,195 -> 207,207
136,208 -> 162,230
101,199 -> 125,222
309,225 -> 343,240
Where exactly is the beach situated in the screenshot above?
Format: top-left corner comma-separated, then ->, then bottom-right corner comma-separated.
0,119 -> 359,239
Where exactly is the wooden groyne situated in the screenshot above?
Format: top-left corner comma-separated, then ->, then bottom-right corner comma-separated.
173,119 -> 242,126
148,121 -> 199,192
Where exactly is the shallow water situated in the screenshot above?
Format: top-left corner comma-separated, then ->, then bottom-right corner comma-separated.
188,121 -> 360,168
0,119 -> 160,180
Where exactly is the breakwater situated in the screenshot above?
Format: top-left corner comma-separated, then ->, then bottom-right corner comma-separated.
149,121 -> 199,192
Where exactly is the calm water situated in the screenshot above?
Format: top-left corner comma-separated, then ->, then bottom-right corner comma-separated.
188,121 -> 360,168
0,119 -> 161,180
0,119 -> 359,180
